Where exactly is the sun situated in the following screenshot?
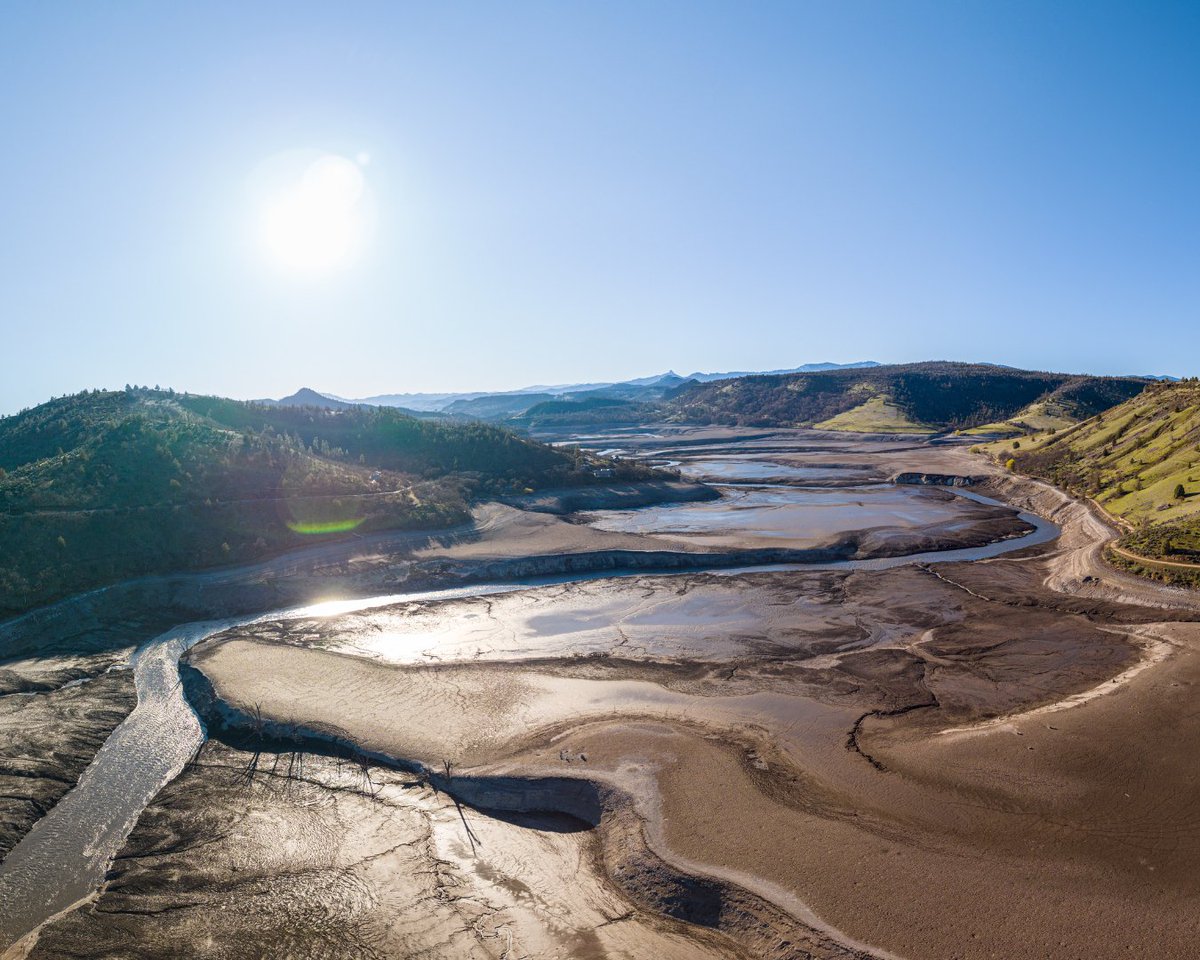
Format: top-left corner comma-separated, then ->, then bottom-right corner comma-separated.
257,154 -> 368,274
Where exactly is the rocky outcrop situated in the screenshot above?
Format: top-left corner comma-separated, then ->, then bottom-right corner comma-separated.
502,480 -> 719,515
891,472 -> 979,487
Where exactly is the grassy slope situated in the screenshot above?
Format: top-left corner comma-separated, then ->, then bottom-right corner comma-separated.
814,396 -> 935,433
0,389 -> 648,616
982,379 -> 1200,581
960,400 -> 1076,436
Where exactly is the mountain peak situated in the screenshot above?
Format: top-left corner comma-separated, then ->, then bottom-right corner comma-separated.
256,388 -> 360,410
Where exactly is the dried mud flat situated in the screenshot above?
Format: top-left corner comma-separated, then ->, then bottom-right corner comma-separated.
174,559 -> 1200,959
30,739 -> 780,960
7,428 -> 1200,959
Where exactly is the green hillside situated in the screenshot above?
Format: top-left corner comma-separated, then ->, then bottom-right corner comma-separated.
0,388 -> 649,616
660,362 -> 1147,433
987,379 -> 1200,582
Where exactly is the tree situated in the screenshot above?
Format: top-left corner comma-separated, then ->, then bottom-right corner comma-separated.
1175,483 -> 1187,500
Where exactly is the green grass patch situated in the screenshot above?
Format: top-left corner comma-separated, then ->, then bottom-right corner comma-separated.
815,396 -> 936,434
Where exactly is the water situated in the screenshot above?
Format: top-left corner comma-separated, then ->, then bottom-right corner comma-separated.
0,484 -> 1057,951
585,483 -> 986,546
675,459 -> 872,482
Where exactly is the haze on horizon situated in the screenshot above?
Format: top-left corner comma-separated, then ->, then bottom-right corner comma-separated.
2,1 -> 1197,416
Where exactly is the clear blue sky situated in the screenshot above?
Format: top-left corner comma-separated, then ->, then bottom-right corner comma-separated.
2,1 -> 1197,414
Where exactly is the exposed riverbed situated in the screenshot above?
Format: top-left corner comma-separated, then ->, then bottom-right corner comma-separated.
0,490 -> 1055,953
15,427 -> 1187,960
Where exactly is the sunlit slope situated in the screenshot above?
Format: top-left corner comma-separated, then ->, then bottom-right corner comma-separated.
960,400 -> 1077,437
815,396 -> 935,433
991,380 -> 1200,523
986,380 -> 1200,578
0,389 -> 641,615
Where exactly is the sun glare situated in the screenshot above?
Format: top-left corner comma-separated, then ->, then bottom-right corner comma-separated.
257,153 -> 368,274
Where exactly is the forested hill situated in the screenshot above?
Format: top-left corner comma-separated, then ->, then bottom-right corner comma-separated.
657,362 -> 1148,433
0,388 -> 650,616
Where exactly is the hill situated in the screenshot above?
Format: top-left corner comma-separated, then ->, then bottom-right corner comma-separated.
515,395 -> 653,429
253,387 -> 363,410
0,388 -> 651,616
657,362 -> 1147,433
987,379 -> 1200,582
957,377 -> 1153,437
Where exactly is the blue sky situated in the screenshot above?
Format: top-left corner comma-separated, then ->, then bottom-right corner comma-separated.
1,1 -> 1197,414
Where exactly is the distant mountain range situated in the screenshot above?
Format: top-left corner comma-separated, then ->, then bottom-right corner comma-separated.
262,362 -> 882,413
681,361 -> 882,382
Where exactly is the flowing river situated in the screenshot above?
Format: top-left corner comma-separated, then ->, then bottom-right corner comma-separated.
0,487 -> 1058,953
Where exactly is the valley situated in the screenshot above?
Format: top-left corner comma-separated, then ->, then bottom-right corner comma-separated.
3,413 -> 1198,959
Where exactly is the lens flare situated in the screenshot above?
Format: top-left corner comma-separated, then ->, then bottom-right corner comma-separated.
257,153 -> 368,274
285,517 -> 365,535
